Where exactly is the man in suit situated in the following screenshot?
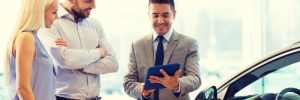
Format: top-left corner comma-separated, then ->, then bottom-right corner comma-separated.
123,0 -> 201,100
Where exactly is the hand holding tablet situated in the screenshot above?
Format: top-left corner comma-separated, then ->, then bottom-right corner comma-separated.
144,63 -> 180,90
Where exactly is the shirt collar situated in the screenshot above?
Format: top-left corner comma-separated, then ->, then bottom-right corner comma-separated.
152,28 -> 174,42
58,4 -> 76,21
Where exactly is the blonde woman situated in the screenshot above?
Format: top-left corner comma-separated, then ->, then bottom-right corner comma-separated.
4,0 -> 59,99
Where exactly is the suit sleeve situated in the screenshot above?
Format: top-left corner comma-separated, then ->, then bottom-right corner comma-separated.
123,43 -> 144,99
178,40 -> 201,96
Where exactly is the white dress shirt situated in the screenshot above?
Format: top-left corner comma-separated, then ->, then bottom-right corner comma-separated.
152,29 -> 173,59
38,5 -> 118,99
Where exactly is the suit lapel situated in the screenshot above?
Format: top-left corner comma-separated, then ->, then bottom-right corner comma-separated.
163,31 -> 179,64
145,34 -> 155,67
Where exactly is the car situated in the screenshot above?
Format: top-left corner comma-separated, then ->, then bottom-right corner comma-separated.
196,42 -> 300,100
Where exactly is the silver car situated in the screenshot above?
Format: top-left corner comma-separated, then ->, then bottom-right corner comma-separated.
196,42 -> 300,100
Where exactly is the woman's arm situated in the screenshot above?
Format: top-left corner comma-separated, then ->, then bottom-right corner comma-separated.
14,32 -> 35,100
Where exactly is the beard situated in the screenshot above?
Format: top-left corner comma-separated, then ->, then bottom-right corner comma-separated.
71,7 -> 87,19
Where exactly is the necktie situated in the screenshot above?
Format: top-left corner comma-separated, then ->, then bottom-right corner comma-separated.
154,35 -> 164,100
155,35 -> 164,65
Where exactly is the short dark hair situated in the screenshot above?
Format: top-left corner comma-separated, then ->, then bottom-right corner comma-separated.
149,0 -> 176,12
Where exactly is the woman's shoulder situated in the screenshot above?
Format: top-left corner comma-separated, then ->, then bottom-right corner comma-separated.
12,31 -> 36,58
14,32 -> 36,49
15,32 -> 35,43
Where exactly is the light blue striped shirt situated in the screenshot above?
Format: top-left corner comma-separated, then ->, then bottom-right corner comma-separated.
38,5 -> 119,99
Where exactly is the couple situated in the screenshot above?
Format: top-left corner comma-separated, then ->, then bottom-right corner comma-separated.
4,0 -> 201,100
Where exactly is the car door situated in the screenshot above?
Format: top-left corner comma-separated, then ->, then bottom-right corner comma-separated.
221,47 -> 300,100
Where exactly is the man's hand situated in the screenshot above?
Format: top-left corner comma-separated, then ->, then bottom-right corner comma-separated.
141,83 -> 155,97
55,38 -> 68,47
149,69 -> 180,90
96,48 -> 106,58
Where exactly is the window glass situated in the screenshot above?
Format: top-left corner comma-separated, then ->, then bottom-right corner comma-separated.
235,59 -> 300,99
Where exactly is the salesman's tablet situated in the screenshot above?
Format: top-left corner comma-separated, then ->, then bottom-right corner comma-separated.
144,63 -> 180,90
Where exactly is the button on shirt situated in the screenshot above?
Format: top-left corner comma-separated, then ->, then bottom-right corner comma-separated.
38,5 -> 118,99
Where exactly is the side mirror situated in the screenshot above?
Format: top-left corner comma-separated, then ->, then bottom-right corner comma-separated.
195,86 -> 218,100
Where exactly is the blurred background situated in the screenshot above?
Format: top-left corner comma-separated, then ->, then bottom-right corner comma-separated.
1,0 -> 300,99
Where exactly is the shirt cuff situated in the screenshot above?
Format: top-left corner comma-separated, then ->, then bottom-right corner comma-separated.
142,94 -> 151,100
172,82 -> 180,93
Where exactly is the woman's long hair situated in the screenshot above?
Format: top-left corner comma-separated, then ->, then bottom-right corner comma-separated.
3,0 -> 56,85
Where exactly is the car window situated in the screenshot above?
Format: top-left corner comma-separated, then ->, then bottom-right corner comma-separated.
223,51 -> 300,100
235,62 -> 300,100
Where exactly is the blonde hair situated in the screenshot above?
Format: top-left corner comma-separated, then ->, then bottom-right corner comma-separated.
3,0 -> 56,85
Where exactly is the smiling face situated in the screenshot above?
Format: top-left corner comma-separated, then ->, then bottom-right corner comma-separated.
44,0 -> 58,28
71,0 -> 96,19
149,3 -> 176,35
